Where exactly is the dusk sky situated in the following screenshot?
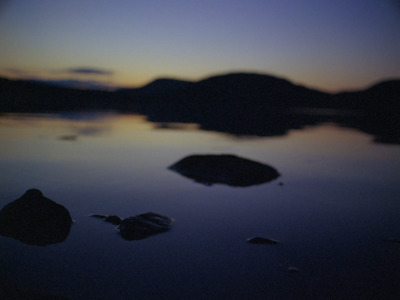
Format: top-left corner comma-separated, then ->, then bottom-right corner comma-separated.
0,0 -> 399,92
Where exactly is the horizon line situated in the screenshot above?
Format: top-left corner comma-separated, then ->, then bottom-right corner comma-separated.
1,70 -> 399,94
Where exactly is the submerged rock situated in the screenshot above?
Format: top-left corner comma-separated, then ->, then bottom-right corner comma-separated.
0,189 -> 72,246
168,154 -> 280,187
90,214 -> 122,225
119,213 -> 173,240
247,237 -> 279,245
59,134 -> 77,141
91,212 -> 173,240
288,266 -> 300,273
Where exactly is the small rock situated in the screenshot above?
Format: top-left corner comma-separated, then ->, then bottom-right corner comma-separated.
59,135 -> 77,141
90,214 -> 107,219
91,214 -> 123,225
92,212 -> 173,240
104,215 -> 122,225
118,212 -> 173,240
288,266 -> 300,273
247,237 -> 279,245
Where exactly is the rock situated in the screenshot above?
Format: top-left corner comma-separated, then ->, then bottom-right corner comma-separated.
91,212 -> 173,240
118,212 -> 173,240
90,214 -> 108,219
247,237 -> 279,244
385,238 -> 400,243
168,154 -> 280,187
105,215 -> 122,225
59,135 -> 77,141
0,189 -> 72,246
288,266 -> 300,273
90,214 -> 122,225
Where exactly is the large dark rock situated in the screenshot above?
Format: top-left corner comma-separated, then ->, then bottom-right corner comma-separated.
0,189 -> 72,246
168,154 -> 280,187
91,212 -> 173,240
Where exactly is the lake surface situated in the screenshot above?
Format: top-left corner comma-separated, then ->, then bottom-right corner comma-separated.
0,112 -> 399,299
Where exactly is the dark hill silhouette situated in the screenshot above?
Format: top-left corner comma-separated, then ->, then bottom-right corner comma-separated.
119,72 -> 332,109
333,79 -> 400,143
189,73 -> 330,107
121,78 -> 193,96
127,73 -> 334,136
0,77 -> 117,112
334,79 -> 400,112
1,73 -> 399,143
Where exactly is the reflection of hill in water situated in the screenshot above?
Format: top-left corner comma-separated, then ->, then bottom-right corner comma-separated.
1,73 -> 399,143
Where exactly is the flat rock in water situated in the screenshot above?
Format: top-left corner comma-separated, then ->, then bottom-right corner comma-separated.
168,154 -> 280,187
118,212 -> 173,240
0,189 -> 72,246
247,237 -> 279,245
90,214 -> 122,225
92,212 -> 173,240
288,266 -> 300,273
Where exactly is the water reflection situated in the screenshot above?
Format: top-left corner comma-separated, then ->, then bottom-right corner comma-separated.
0,112 -> 114,139
154,122 -> 199,130
0,112 -> 399,299
1,108 -> 397,144
125,102 -> 399,144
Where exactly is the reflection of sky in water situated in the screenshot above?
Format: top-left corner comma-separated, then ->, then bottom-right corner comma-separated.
0,113 -> 399,299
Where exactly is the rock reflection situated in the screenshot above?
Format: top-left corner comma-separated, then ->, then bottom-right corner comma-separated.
0,189 -> 72,246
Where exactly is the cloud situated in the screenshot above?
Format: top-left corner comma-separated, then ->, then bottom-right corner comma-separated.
0,66 -> 117,90
1,68 -> 34,77
65,67 -> 113,76
1,66 -> 114,79
3,68 -> 24,75
34,79 -> 117,90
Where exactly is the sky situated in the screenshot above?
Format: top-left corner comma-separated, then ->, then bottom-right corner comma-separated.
0,0 -> 399,92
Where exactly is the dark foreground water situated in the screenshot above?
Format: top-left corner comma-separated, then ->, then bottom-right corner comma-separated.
0,112 -> 399,299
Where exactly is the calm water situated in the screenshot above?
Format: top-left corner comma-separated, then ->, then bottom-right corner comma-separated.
0,112 -> 399,299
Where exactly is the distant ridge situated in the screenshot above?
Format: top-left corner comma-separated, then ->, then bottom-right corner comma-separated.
0,77 -> 116,112
0,72 -> 399,143
181,72 -> 331,107
135,78 -> 193,92
332,79 -> 400,143
1,72 -> 399,111
120,78 -> 193,97
333,79 -> 400,111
